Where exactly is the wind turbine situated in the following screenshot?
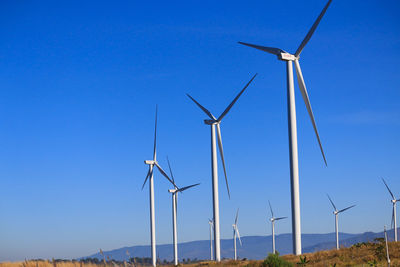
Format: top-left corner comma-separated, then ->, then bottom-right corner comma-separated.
238,0 -> 333,255
166,157 -> 200,266
142,106 -> 178,267
232,209 -> 242,261
382,178 -> 399,241
327,194 -> 355,250
268,201 -> 287,254
186,73 -> 257,261
208,219 -> 214,260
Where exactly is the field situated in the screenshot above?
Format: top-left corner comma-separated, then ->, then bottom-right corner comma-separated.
2,240 -> 400,267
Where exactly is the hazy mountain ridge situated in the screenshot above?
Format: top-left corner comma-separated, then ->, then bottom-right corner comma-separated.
83,229 -> 396,261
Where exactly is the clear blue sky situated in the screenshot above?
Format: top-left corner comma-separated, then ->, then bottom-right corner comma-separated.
1,0 -> 399,261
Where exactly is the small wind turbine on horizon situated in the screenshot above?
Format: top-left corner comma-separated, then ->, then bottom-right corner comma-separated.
238,0 -> 333,255
382,178 -> 399,242
186,73 -> 257,262
268,201 -> 287,254
232,209 -> 242,261
327,194 -> 356,250
142,106 -> 178,267
166,157 -> 200,266
208,219 -> 214,260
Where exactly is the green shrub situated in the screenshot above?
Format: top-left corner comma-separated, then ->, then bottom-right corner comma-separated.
263,253 -> 293,267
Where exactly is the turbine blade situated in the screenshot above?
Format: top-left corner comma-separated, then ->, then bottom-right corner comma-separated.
327,194 -> 337,211
154,162 -> 178,189
275,217 -> 288,221
166,156 -> 175,185
177,183 -> 200,192
142,167 -> 153,190
382,178 -> 395,200
338,204 -> 356,213
217,73 -> 257,122
268,200 -> 274,218
294,59 -> 327,166
238,42 -> 284,56
235,208 -> 239,225
295,0 -> 333,57
186,94 -> 216,120
236,227 -> 242,246
153,105 -> 158,161
216,123 -> 230,199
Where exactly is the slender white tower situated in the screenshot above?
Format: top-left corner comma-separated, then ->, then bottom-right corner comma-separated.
187,74 -> 257,261
239,0 -> 333,255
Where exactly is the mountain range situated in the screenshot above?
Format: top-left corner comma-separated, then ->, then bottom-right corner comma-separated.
83,228 -> 396,261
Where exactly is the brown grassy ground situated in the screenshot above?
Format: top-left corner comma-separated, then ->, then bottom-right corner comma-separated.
2,241 -> 400,267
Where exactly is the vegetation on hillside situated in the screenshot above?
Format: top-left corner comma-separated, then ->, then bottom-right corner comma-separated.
1,239 -> 399,266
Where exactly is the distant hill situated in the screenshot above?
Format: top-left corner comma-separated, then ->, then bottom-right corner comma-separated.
82,229 -> 396,261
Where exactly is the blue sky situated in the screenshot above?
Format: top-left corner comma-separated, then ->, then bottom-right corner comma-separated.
1,0 -> 400,261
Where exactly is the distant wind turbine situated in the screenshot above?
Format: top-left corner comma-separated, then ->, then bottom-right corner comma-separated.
142,106 -> 178,267
232,209 -> 242,260
186,74 -> 257,261
327,194 -> 356,250
238,0 -> 333,255
208,219 -> 214,260
382,178 -> 399,242
268,201 -> 287,254
166,157 -> 200,266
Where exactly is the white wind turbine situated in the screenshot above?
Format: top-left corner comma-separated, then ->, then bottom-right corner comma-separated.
142,106 -> 178,267
208,219 -> 214,260
327,194 -> 355,250
268,201 -> 287,254
187,73 -> 257,261
238,0 -> 333,255
232,209 -> 242,261
382,178 -> 399,242
166,157 -> 200,266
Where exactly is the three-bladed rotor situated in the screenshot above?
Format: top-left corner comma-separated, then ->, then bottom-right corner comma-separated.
238,0 -> 333,166
327,194 -> 356,215
187,74 -> 257,198
232,209 -> 242,246
142,106 -> 179,190
268,200 -> 287,222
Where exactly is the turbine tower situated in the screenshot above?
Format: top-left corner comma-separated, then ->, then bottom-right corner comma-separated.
268,201 -> 287,254
142,106 -> 178,267
232,209 -> 242,261
187,74 -> 257,261
167,157 -> 200,266
208,219 -> 214,260
327,194 -> 355,250
382,178 -> 399,241
238,0 -> 333,255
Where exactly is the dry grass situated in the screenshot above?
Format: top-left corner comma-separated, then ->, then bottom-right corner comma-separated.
3,241 -> 400,267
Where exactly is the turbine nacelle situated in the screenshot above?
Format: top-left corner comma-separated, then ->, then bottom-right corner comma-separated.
145,160 -> 156,165
204,119 -> 219,125
169,188 -> 178,193
278,52 -> 297,62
